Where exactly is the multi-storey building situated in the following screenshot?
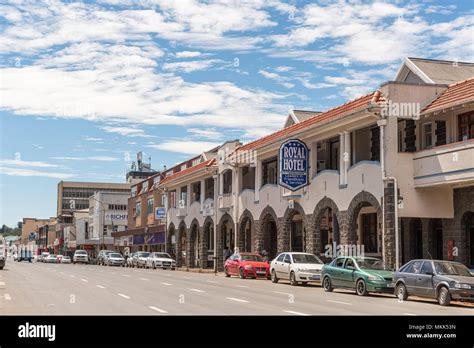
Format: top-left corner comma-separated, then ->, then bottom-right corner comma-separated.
160,57 -> 474,271
21,218 -> 49,245
119,172 -> 166,253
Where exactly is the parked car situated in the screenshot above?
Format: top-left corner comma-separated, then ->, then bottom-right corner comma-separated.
38,252 -> 50,263
73,250 -> 89,264
224,252 -> 270,279
322,256 -> 394,296
0,237 -> 6,270
56,255 -> 64,263
394,259 -> 474,306
97,250 -> 115,266
126,253 -> 135,267
61,256 -> 72,264
132,251 -> 151,268
106,253 -> 125,266
45,254 -> 58,263
270,252 -> 324,286
146,252 -> 176,270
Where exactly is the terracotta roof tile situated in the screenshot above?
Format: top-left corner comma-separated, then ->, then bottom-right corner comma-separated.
422,77 -> 474,114
238,91 -> 384,152
159,158 -> 216,186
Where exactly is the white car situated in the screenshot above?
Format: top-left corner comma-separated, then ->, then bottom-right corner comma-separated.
106,253 -> 125,266
73,250 -> 89,264
270,252 -> 324,286
61,256 -> 72,264
146,252 -> 176,270
45,254 -> 58,263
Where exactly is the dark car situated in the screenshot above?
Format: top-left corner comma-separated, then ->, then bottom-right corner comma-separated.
97,250 -> 115,266
394,259 -> 474,306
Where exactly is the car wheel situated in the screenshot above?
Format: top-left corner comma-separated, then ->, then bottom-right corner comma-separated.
271,269 -> 279,283
437,287 -> 451,306
290,271 -> 298,286
396,283 -> 408,301
239,267 -> 246,279
323,276 -> 333,292
356,279 -> 368,296
224,267 -> 230,277
302,282 -> 308,286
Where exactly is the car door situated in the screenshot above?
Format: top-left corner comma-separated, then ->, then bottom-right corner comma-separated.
404,260 -> 423,295
228,254 -> 239,275
340,257 -> 357,288
272,253 -> 285,276
329,257 -> 346,287
280,254 -> 292,279
416,261 -> 436,297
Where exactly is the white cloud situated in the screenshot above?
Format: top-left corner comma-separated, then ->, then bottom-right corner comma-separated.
162,59 -> 221,73
32,144 -> 44,150
0,167 -> 75,179
187,128 -> 223,140
147,140 -> 220,155
175,51 -> 202,58
51,156 -> 119,162
324,76 -> 366,85
0,159 -> 59,168
275,66 -> 293,72
100,126 -> 155,138
258,69 -> 294,89
83,137 -> 103,141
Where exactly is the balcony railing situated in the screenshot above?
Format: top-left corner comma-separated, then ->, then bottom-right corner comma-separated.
413,139 -> 474,187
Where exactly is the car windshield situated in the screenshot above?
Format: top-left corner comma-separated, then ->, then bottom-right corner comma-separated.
154,253 -> 170,258
109,253 -> 122,258
76,251 -> 86,254
355,258 -> 387,270
292,254 -> 323,264
63,256 -> 70,259
138,252 -> 150,257
240,254 -> 263,262
434,262 -> 472,276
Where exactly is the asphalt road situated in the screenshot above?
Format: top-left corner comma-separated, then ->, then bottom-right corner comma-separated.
0,260 -> 473,315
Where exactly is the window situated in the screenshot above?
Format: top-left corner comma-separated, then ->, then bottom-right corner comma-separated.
192,182 -> 201,202
361,213 -> 377,253
345,258 -> 355,269
180,186 -> 187,207
398,127 -> 405,152
458,112 -> 474,141
404,260 -> 423,274
161,194 -> 166,206
277,254 -> 285,262
146,197 -> 154,215
422,122 -> 433,149
241,166 -> 255,190
222,170 -> 232,194
169,191 -> 176,208
205,177 -> 214,199
316,137 -> 339,173
262,157 -> 277,186
283,254 -> 291,263
421,261 -> 433,275
335,257 -> 345,268
135,202 -> 141,217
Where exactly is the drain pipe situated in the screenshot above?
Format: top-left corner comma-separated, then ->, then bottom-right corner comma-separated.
378,118 -> 400,270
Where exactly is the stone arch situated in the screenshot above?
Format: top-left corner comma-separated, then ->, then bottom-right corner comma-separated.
238,209 -> 255,252
309,197 -> 342,257
282,201 -> 306,252
176,220 -> 187,267
345,191 -> 382,250
188,218 -> 200,268
256,206 -> 279,260
461,211 -> 474,267
166,222 -> 176,257
216,213 -> 235,270
201,216 -> 214,269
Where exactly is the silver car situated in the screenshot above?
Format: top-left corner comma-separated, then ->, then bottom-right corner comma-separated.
270,252 -> 325,286
133,251 -> 150,268
146,252 -> 176,270
73,250 -> 89,264
106,253 -> 125,266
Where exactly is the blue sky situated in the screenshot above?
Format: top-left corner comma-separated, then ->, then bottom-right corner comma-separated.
0,0 -> 473,226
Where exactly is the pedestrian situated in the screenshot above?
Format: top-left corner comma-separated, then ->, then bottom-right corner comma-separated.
223,246 -> 232,261
261,249 -> 269,263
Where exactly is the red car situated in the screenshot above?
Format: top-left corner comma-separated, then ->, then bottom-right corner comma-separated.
224,253 -> 270,279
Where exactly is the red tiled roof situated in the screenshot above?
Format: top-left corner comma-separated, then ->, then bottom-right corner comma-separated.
237,91 -> 384,152
422,77 -> 474,114
159,158 -> 216,186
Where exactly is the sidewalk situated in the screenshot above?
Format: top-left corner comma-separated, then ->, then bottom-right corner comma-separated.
175,267 -> 222,275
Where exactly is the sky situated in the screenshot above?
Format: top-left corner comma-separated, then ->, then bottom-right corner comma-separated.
0,0 -> 473,226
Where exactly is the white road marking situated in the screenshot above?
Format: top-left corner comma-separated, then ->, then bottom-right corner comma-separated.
206,280 -> 217,283
118,293 -> 130,299
160,282 -> 172,286
69,275 -> 75,278
4,294 -> 11,301
0,282 -> 5,286
148,306 -> 168,313
96,285 -> 106,289
189,288 -> 205,293
237,285 -> 249,288
404,313 -> 416,316
181,277 -> 191,280
327,300 -> 352,306
140,278 -> 150,281
111,272 -> 117,275
122,275 -> 131,277
226,297 -> 249,303
80,279 -> 88,283
283,310 -> 309,316
274,291 -> 291,295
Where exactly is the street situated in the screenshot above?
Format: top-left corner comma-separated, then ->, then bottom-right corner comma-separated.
0,261 -> 473,315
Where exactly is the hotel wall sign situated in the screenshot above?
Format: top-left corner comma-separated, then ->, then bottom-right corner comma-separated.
278,139 -> 309,191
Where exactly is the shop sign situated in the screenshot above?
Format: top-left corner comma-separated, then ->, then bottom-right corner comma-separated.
278,139 -> 309,191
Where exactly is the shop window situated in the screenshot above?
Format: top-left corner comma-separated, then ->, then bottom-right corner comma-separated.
262,157 -> 277,186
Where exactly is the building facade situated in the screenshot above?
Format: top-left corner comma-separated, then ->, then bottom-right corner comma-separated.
159,57 -> 474,271
21,218 -> 50,245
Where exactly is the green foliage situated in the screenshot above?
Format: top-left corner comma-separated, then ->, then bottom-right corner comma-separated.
1,223 -> 22,236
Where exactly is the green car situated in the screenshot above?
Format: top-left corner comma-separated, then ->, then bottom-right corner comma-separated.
321,256 -> 394,296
